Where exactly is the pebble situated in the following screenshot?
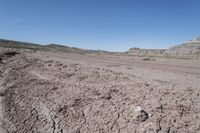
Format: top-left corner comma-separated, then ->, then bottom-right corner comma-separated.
132,106 -> 149,122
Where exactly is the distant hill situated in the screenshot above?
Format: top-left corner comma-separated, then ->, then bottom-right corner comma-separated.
165,36 -> 200,55
1,37 -> 200,58
0,39 -> 43,50
125,47 -> 166,57
0,39 -> 113,54
126,36 -> 200,58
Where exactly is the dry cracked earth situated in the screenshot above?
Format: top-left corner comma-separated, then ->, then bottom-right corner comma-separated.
0,49 -> 200,133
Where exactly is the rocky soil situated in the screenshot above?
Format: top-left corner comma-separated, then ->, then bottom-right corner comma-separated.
0,49 -> 200,133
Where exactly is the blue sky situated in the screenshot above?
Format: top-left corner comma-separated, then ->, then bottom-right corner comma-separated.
0,0 -> 200,51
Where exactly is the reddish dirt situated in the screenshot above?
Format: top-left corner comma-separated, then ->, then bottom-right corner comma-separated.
0,50 -> 200,133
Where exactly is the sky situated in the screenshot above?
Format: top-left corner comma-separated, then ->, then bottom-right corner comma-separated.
0,0 -> 200,51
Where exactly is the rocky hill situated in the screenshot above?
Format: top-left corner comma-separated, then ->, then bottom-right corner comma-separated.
126,36 -> 200,57
0,39 -> 113,54
165,36 -> 200,55
125,47 -> 166,57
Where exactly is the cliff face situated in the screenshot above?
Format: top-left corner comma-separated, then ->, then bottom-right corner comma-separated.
127,36 -> 200,57
165,36 -> 200,55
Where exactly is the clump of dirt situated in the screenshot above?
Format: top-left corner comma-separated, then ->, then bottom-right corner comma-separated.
0,51 -> 19,63
3,51 -> 19,57
0,49 -> 200,133
142,57 -> 156,61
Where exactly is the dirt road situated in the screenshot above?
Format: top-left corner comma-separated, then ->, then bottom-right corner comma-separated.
0,50 -> 200,133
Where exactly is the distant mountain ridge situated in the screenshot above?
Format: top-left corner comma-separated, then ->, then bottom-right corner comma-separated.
1,37 -> 200,57
0,39 -> 113,54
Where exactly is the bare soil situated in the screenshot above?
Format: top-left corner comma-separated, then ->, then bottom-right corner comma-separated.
0,50 -> 200,133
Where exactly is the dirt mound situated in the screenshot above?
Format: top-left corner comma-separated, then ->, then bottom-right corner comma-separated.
0,50 -> 200,133
0,51 -> 19,63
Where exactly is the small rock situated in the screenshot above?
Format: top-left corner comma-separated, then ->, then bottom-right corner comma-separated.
101,92 -> 112,100
149,113 -> 153,117
132,106 -> 149,122
1,60 -> 6,63
137,110 -> 149,122
144,82 -> 150,87
76,128 -> 80,133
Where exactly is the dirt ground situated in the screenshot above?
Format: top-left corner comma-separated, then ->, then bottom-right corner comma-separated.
0,49 -> 200,133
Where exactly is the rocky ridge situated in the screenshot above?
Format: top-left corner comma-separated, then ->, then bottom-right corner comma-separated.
165,36 -> 200,55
